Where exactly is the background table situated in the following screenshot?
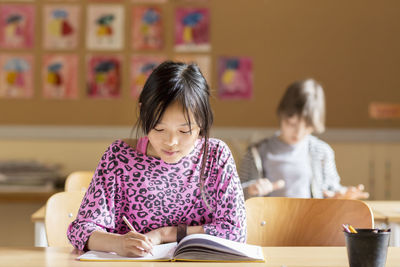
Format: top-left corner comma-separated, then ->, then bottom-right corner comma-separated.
365,201 -> 400,247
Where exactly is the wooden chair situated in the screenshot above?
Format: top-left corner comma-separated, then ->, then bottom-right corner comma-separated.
245,197 -> 374,246
45,191 -> 85,247
64,171 -> 93,192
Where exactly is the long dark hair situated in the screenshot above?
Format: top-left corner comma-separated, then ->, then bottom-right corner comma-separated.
135,61 -> 214,211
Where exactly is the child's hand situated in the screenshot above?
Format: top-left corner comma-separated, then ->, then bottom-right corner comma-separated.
144,228 -> 164,245
115,231 -> 153,257
323,184 -> 369,199
248,178 -> 285,196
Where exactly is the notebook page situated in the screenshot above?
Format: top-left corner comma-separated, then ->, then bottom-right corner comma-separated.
175,234 -> 264,260
77,242 -> 177,261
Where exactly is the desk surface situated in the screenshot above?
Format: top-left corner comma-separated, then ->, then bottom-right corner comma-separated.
366,201 -> 400,223
0,246 -> 399,267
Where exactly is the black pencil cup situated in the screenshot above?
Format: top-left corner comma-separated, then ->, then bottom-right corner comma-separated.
344,229 -> 391,267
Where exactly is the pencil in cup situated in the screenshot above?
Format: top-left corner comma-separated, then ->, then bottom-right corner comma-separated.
122,216 -> 154,256
342,224 -> 358,234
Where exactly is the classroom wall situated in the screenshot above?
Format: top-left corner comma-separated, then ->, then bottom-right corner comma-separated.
0,0 -> 399,128
1,0 -> 400,247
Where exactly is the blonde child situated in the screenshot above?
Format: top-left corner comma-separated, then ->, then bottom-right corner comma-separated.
240,79 -> 369,200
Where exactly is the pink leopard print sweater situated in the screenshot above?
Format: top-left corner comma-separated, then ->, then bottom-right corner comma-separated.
67,138 -> 246,250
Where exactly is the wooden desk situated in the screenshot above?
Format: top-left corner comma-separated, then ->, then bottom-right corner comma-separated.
366,201 -> 400,223
31,206 -> 47,247
365,201 -> 400,247
0,246 -> 399,267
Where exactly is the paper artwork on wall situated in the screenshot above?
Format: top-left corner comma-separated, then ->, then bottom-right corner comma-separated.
86,5 -> 124,50
0,54 -> 33,98
217,57 -> 253,100
132,6 -> 163,50
87,54 -> 122,98
369,102 -> 400,119
42,54 -> 78,99
131,55 -> 166,98
43,5 -> 80,50
0,4 -> 35,49
174,7 -> 210,52
132,0 -> 167,3
174,54 -> 211,84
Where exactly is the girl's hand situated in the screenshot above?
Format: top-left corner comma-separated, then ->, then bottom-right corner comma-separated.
247,178 -> 285,196
144,227 -> 164,245
323,184 -> 370,199
115,231 -> 154,257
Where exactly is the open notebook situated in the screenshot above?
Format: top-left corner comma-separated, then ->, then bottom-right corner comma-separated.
77,233 -> 265,262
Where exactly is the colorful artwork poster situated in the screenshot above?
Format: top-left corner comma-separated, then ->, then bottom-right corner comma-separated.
42,54 -> 78,99
174,7 -> 210,52
217,57 -> 253,100
369,102 -> 400,119
86,5 -> 124,50
87,55 -> 122,98
0,54 -> 33,98
88,0 -> 124,2
132,6 -> 163,50
174,54 -> 211,84
132,0 -> 167,3
131,55 -> 165,98
43,5 -> 80,49
0,5 -> 35,49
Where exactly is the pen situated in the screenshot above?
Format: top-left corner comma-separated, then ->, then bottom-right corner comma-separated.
122,216 -> 154,256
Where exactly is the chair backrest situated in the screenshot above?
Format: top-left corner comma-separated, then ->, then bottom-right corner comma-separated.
45,191 -> 85,247
245,197 -> 374,246
64,171 -> 93,192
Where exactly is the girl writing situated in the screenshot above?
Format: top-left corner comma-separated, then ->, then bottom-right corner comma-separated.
67,61 -> 246,256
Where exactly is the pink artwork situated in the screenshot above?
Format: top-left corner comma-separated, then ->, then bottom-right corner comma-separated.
174,8 -> 210,52
132,0 -> 167,3
87,55 -> 122,98
88,0 -> 124,2
131,55 -> 166,98
217,57 -> 253,100
132,6 -> 163,50
86,5 -> 124,50
42,54 -> 78,99
0,54 -> 33,98
0,5 -> 35,49
43,5 -> 80,49
174,54 -> 211,84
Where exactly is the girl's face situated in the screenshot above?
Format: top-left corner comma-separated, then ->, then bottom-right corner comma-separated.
279,115 -> 314,145
147,101 -> 201,164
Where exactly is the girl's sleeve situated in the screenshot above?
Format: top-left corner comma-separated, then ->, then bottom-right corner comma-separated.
203,142 -> 247,243
321,144 -> 346,193
238,147 -> 261,199
67,144 -> 118,251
